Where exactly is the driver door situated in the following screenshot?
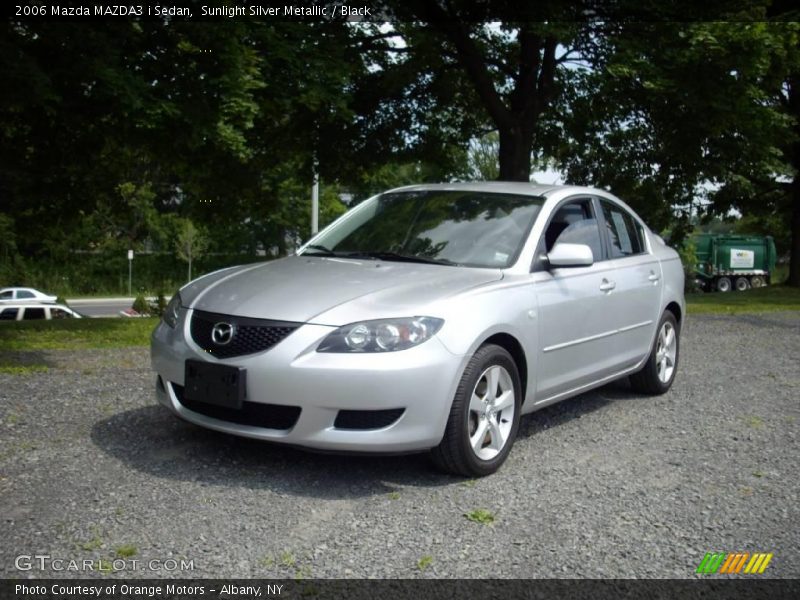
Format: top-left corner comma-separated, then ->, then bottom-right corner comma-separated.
532,197 -> 619,404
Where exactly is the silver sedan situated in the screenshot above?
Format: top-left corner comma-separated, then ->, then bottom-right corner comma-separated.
151,183 -> 684,476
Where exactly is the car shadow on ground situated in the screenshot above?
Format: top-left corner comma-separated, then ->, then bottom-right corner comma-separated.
515,379 -> 637,440
90,380 -> 637,499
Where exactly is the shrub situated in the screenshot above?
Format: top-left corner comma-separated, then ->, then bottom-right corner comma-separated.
132,294 -> 150,315
149,292 -> 168,317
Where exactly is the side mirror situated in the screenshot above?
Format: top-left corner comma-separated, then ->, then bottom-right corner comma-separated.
547,243 -> 594,268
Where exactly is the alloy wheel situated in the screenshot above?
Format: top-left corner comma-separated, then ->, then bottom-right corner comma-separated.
468,365 -> 516,460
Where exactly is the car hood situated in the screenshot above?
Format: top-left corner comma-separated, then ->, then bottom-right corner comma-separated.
186,256 -> 503,325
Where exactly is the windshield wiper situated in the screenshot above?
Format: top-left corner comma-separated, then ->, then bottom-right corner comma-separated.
344,251 -> 459,266
302,244 -> 338,256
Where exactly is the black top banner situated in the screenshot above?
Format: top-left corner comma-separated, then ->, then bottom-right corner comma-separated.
5,0 -> 800,23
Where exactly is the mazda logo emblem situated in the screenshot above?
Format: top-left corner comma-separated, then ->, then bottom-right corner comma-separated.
211,322 -> 235,345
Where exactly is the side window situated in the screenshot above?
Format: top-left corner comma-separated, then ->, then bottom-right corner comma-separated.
601,201 -> 646,258
22,307 -> 46,320
0,291 -> 12,299
50,308 -> 72,319
544,199 -> 604,261
18,290 -> 35,299
0,308 -> 19,320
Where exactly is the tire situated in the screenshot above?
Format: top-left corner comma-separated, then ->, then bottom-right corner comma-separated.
716,277 -> 732,293
750,275 -> 766,288
630,311 -> 680,395
735,277 -> 750,292
430,344 -> 522,477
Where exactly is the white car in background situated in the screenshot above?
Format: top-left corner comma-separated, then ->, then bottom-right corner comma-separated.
0,303 -> 83,321
0,287 -> 58,304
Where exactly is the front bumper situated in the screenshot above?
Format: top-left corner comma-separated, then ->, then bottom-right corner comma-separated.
150,309 -> 466,453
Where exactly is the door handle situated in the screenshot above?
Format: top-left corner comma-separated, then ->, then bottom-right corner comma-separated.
648,272 -> 660,283
599,279 -> 616,292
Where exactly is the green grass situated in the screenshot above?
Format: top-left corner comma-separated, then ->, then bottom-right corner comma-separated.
0,364 -> 49,375
416,555 -> 433,570
0,317 -> 158,350
114,544 -> 137,558
686,285 -> 800,314
464,508 -> 495,525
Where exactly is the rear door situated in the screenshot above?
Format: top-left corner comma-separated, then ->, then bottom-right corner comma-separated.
598,198 -> 662,367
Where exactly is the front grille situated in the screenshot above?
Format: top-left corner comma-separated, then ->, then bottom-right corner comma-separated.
334,408 -> 405,430
172,383 -> 301,430
190,309 -> 300,359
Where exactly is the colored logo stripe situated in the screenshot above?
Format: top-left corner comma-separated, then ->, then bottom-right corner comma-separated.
744,553 -> 773,574
697,552 -> 773,574
697,553 -> 726,574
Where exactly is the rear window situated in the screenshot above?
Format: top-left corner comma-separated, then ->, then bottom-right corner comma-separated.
0,308 -> 18,320
601,201 -> 646,257
18,290 -> 35,299
50,308 -> 73,319
22,307 -> 46,320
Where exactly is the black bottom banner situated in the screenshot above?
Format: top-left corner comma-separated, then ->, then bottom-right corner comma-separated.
2,579 -> 799,600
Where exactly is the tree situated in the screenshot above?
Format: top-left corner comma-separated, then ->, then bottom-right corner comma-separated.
175,220 -> 209,282
557,17 -> 800,282
367,7 -> 587,182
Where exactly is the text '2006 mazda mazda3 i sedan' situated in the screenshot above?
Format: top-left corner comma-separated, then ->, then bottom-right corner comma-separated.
151,183 -> 684,476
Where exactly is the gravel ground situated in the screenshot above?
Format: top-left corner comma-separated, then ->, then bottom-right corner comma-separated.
1,312 -> 798,579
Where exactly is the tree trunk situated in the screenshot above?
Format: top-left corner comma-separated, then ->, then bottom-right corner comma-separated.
188,255 -> 192,283
498,126 -> 534,182
788,178 -> 800,287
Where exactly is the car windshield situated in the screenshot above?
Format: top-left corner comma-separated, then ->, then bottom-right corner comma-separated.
304,190 -> 544,268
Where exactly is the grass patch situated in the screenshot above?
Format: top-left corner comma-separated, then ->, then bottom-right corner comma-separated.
686,285 -> 800,314
416,555 -> 433,570
464,508 -> 495,525
260,555 -> 275,568
279,551 -> 296,568
387,491 -> 400,500
0,317 -> 158,350
742,415 -> 765,429
115,544 -> 137,558
0,364 -> 49,375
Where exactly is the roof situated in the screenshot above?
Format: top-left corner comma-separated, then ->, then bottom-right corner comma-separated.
385,181 -> 591,198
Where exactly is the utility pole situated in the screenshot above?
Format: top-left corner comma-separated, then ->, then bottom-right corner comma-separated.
311,159 -> 319,235
127,249 -> 133,296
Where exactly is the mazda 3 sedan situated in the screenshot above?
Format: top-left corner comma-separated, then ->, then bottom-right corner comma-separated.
151,183 -> 684,476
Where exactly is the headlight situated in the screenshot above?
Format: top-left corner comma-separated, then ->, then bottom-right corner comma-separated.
317,317 -> 444,353
162,292 -> 182,328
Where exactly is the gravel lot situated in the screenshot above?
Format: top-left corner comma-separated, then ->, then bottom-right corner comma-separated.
1,312 -> 798,579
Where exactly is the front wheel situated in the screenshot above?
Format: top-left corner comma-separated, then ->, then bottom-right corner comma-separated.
430,344 -> 522,477
630,311 -> 680,395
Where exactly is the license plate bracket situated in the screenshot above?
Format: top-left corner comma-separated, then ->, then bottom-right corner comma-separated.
184,359 -> 246,409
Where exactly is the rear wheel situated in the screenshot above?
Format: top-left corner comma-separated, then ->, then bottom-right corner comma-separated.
431,344 -> 521,477
630,311 -> 680,395
716,277 -> 732,293
735,277 -> 750,292
750,275 -> 766,288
